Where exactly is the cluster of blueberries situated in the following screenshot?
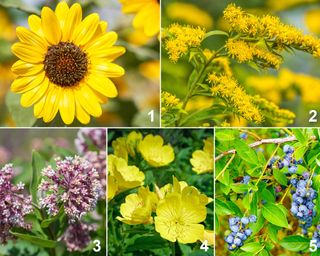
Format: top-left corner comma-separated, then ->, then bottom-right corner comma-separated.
290,171 -> 317,234
225,215 -> 257,251
312,225 -> 320,249
267,145 -> 303,173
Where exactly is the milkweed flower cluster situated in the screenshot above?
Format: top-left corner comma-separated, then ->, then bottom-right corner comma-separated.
61,222 -> 97,252
209,74 -> 262,123
164,24 -> 206,62
0,164 -> 33,244
75,128 -> 106,154
190,137 -> 214,174
226,39 -> 282,69
116,177 -> 213,244
38,156 -> 101,221
224,215 -> 257,251
223,4 -> 320,59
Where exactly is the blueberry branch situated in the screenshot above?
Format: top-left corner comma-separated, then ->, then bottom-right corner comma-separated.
215,135 -> 316,162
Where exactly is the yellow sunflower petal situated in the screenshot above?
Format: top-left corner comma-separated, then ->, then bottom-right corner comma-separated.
90,63 -> 125,77
11,72 -> 45,93
62,3 -> 82,41
84,21 -> 108,47
28,15 -> 43,36
41,7 -> 62,45
11,60 -> 44,76
59,88 -> 75,125
34,94 -> 47,118
43,85 -> 61,122
55,1 -> 69,30
86,75 -> 118,98
75,97 -> 90,124
11,42 -> 45,64
20,78 -> 49,107
84,31 -> 117,51
88,46 -> 126,61
76,85 -> 102,117
72,13 -> 100,46
16,26 -> 47,50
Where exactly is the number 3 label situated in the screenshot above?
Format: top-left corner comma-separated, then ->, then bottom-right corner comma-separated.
93,239 -> 101,252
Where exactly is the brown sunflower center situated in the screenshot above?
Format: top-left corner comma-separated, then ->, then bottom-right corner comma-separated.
44,42 -> 88,87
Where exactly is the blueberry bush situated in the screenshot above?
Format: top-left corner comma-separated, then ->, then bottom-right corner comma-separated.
215,128 -> 320,255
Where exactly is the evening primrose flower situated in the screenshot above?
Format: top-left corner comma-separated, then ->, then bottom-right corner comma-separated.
190,137 -> 214,174
116,187 -> 158,225
108,155 -> 145,193
138,134 -> 174,167
154,192 -> 206,243
119,0 -> 160,37
11,2 -> 125,125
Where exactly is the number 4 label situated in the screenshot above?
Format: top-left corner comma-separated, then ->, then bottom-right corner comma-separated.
200,240 -> 209,252
310,239 -> 317,252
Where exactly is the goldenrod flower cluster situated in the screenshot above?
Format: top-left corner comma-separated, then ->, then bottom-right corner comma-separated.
164,24 -> 206,62
161,91 -> 181,112
208,74 -> 262,123
226,39 -> 283,69
223,4 -> 320,58
247,69 -> 320,105
190,137 -> 214,174
116,176 -> 213,244
251,95 -> 296,124
204,49 -> 233,76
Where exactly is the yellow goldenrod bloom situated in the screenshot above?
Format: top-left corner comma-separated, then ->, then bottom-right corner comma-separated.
119,0 -> 160,37
164,24 -> 206,62
138,134 -> 174,167
154,192 -> 206,243
11,1 -> 125,125
116,187 -> 157,225
223,4 -> 320,58
108,155 -> 145,193
166,3 -> 213,29
190,137 -> 214,174
209,74 -> 262,123
226,39 -> 282,69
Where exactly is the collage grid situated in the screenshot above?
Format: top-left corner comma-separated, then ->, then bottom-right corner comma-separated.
0,0 -> 320,255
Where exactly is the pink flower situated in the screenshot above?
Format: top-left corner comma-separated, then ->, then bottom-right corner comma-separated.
0,164 -> 32,244
38,156 -> 101,221
61,221 -> 96,252
75,129 -> 106,154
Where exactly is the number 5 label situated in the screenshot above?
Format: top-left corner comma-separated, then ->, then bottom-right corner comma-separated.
310,239 -> 317,252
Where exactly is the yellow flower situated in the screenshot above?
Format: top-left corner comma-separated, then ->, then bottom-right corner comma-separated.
108,175 -> 118,201
119,0 -> 160,37
201,230 -> 214,246
116,187 -> 158,225
166,3 -> 213,29
112,137 -> 128,162
126,131 -> 143,158
209,74 -> 262,123
138,134 -> 174,167
305,9 -> 320,34
11,2 -> 125,125
0,8 -> 15,41
108,155 -> 145,193
190,137 -> 214,174
139,60 -> 160,80
164,24 -> 206,62
154,192 -> 206,243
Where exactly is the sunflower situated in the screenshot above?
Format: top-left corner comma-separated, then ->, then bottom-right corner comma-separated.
119,0 -> 160,37
11,1 -> 125,125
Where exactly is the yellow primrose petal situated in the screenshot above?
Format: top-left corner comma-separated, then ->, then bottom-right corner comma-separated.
201,230 -> 214,246
112,137 -> 128,162
108,175 -> 118,201
138,134 -> 175,167
190,150 -> 213,174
